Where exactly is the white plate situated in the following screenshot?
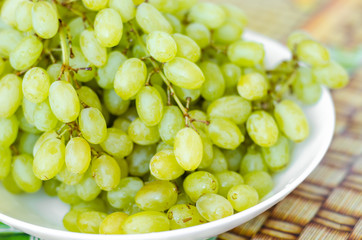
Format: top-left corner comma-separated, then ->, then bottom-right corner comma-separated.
0,31 -> 336,240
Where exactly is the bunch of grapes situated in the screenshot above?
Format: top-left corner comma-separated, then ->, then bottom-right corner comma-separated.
0,0 -> 348,235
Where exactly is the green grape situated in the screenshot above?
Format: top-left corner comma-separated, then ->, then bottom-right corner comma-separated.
149,0 -> 179,13
196,193 -> 233,221
214,19 -> 243,44
146,31 -> 177,62
107,177 -> 144,209
207,96 -> 251,125
68,17 -> 85,46
215,171 -> 244,198
247,111 -> 279,147
100,128 -> 133,158
150,72 -> 164,86
22,98 -> 37,125
167,204 -> 207,230
173,33 -> 200,62
221,63 -> 242,89
135,180 -> 178,211
99,212 -> 129,234
208,118 -> 244,150
183,171 -> 218,202
114,58 -> 147,100
291,67 -> 322,104
57,166 -> 84,186
103,89 -> 130,115
124,202 -> 142,216
0,58 -> 4,75
158,106 -> 185,145
0,74 -> 22,118
220,3 -> 248,28
164,57 -> 205,90
185,22 -> 211,48
15,1 -> 33,32
136,86 -> 164,127
287,31 -> 310,52
77,86 -> 102,111
92,155 -> 121,191
0,29 -> 22,57
150,149 -> 185,180
0,115 -> 19,147
261,134 -> 290,172
116,158 -> 129,179
188,2 -> 226,29
153,84 -> 168,105
57,182 -> 82,204
244,171 -> 273,198
238,72 -> 269,101
0,146 -> 11,180
63,208 -> 86,232
2,172 -> 23,194
131,43 -> 148,58
97,51 -> 127,89
94,8 -> 123,47
43,178 -> 61,196
69,47 -> 95,83
72,198 -> 107,212
227,41 -> 264,67
205,146 -> 228,173
200,61 -> 225,101
22,67 -> 50,103
46,63 -> 64,82
127,144 -> 156,176
15,108 -> 39,134
164,13 -> 183,33
227,184 -> 259,212
135,3 -> 173,34
174,127 -> 203,171
128,118 -> 160,145
17,132 -> 39,155
49,81 -> 80,123
296,39 -> 330,67
32,130 -> 59,157
113,117 -> 131,132
80,29 -> 107,67
156,141 -> 173,152
313,61 -> 349,89
188,110 -> 207,131
173,85 -> 201,103
123,211 -> 170,234
82,0 -> 108,11
33,138 -> 65,180
76,169 -> 101,201
32,1 -> 58,39
109,0 -> 135,22
196,130 -> 214,169
77,211 -> 107,234
239,146 -> 267,175
79,107 -> 107,144
33,100 -> 58,132
274,99 -> 309,142
65,137 -> 91,174
223,146 -> 245,172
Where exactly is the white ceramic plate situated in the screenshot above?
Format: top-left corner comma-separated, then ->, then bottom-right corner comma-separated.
0,31 -> 335,240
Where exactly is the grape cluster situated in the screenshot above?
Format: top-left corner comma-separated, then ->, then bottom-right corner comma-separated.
0,0 -> 348,235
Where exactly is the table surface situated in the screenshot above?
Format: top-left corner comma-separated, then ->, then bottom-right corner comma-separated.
1,0 -> 362,239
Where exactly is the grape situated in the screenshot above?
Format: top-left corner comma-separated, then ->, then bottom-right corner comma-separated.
15,108 -> 39,135
227,184 -> 259,212
43,178 -> 61,197
123,211 -> 170,234
22,67 -> 50,104
65,137 -> 91,174
158,106 -> 185,145
227,41 -> 264,67
128,118 -> 160,145
146,31 -> 177,63
2,172 -> 23,194
173,86 -> 201,103
313,61 -> 349,89
200,61 -> 225,101
188,2 -> 226,29
156,141 -> 173,152
214,171 -> 244,198
296,39 -> 330,67
223,146 -> 245,172
94,8 -> 123,48
164,13 -> 183,34
32,130 -> 59,157
237,72 -> 269,101
167,204 -> 207,230
113,117 -> 131,133
221,63 -> 242,89
287,31 -> 310,52
136,3 -> 173,34
10,35 -> 43,71
99,212 -> 128,234
188,110 -> 207,131
205,146 -> 228,173
0,74 -> 22,118
15,1 -> 33,32
100,128 -> 133,158
57,183 -> 82,204
247,111 -> 279,147
77,211 -> 107,234
240,146 -> 268,175
80,29 -> 107,67
0,115 -> 19,147
183,171 -> 218,202
220,4 -> 248,27
0,29 -> 22,57
57,166 -> 84,186
291,67 -> 322,104
79,107 -> 107,144
208,118 -> 244,150
149,0 -> 179,13
261,134 -> 290,172
103,89 -> 130,115
109,0 -> 135,22
63,208 -> 86,232
244,171 -> 273,198
197,130 -> 214,169
185,22 -> 211,49
150,149 -> 185,180
92,155 -> 121,191
97,51 -> 127,89
82,0 -> 108,11
69,47 -> 95,83
17,132 -> 39,155
72,198 -> 107,212
33,100 -> 58,132
107,177 -> 144,209
0,146 -> 11,180
173,33 -> 201,62
214,19 -> 243,44
32,1 -> 59,39
77,170 -> 101,201
0,0 -> 25,27
196,193 -> 233,221
136,86 -> 164,127
77,86 -> 102,111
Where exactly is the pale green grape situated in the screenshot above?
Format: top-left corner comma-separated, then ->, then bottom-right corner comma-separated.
33,100 -> 58,132
22,98 -> 37,125
103,89 -> 130,115
82,0 -> 108,11
156,141 -> 173,152
128,118 -> 160,145
164,13 -> 183,33
113,117 -> 131,133
227,184 -> 259,212
132,43 -> 148,59
0,146 -> 11,180
188,110 -> 207,131
136,3 -> 173,34
76,169 -> 101,201
0,0 -> 26,27
296,39 -> 330,67
2,172 -> 23,194
197,130 -> 214,169
287,31 -> 310,52
16,108 -> 40,134
65,137 -> 91,174
56,166 -> 84,186
0,29 -> 22,57
183,171 -> 218,202
32,1 -> 59,39
164,57 -> 205,89
99,212 -> 128,234
32,130 -> 59,157
94,8 -> 123,47
215,171 -> 244,198
0,58 -> 4,75
68,17 -> 85,46
227,41 -> 264,67
247,111 -> 279,147
214,19 -> 243,44
223,146 -> 245,172
173,33 -> 200,63
69,47 -> 95,83
167,204 -> 207,230
63,208 -> 86,232
92,155 -> 121,191
208,118 -> 244,150
149,72 -> 164,86
239,146 -> 267,175
150,149 -> 185,180
123,211 -> 170,234
185,22 -> 211,48
196,193 -> 233,221
46,63 -> 64,82
146,31 -> 177,62
43,178 -> 61,196
0,74 -> 22,118
107,177 -> 144,209
79,107 -> 107,144
127,144 -> 156,176
261,134 -> 290,172
221,63 -> 242,89
17,132 -> 39,155
15,1 -> 33,32
77,86 -> 102,111
22,67 -> 50,103
149,0 -> 179,13
220,3 -> 248,28
237,72 -> 268,101
100,128 -> 133,158
200,61 -> 225,101
77,211 -> 107,234
80,29 -> 107,67
97,51 -> 127,89
291,67 -> 322,104
313,61 -> 349,89
173,85 -> 201,103
188,2 -> 226,29
136,86 -> 164,127
153,84 -> 168,105
0,115 -> 18,147
244,171 -> 273,198
109,0 -> 135,22
205,146 -> 228,173
158,106 -> 185,145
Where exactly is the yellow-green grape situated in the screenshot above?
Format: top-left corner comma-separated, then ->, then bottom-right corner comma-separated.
135,3 -> 173,34
15,1 -> 33,32
82,0 -> 108,11
136,86 -> 164,127
107,177 -> 144,209
68,17 -> 85,46
296,39 -> 330,67
173,85 -> 201,103
69,47 -> 95,83
33,100 -> 58,131
80,29 -> 107,67
208,118 -> 244,150
214,171 -> 244,198
46,63 -> 63,82
63,208 -> 86,232
132,43 -> 148,59
220,3 -> 248,27
261,135 -> 290,172
158,106 -> 185,145
221,63 -> 242,89
123,211 -> 170,234
32,1 -> 59,39
153,84 -> 168,105
56,166 -> 84,186
197,130 -> 214,169
0,58 -> 4,76
128,118 -> 160,145
92,155 -> 121,191
94,8 -> 123,48
32,130 -> 59,157
76,169 -> 101,201
77,211 -> 107,234
2,172 -> 23,194
188,2 -> 226,29
49,81 -> 80,123
174,127 -> 203,171
22,67 -> 50,103
274,99 -> 309,142
247,111 -> 279,147
103,89 -> 130,116
200,61 -> 225,101
237,72 -> 268,101
97,51 -> 127,89
291,67 -> 322,104
22,98 -> 37,125
124,202 -> 142,216
313,61 -> 349,89
150,72 -> 164,86
164,57 -> 205,90
156,141 -> 173,152
0,115 -> 19,147
33,138 -> 65,180
227,184 -> 259,212
227,41 -> 265,67
164,13 -> 183,33
214,19 -> 243,44
17,109 -> 40,134
0,29 -> 22,57
196,193 -> 233,221
99,212 -> 128,234
135,180 -> 178,211
77,86 -> 102,111
150,150 -> 185,180
127,144 -> 156,176
0,0 -> 26,27
113,117 -> 131,133
244,171 -> 273,198
185,22 -> 211,49
173,33 -> 201,63
188,110 -> 207,131
17,132 -> 39,155
287,31 -> 310,52
109,0 -> 135,22
100,128 -> 133,158
167,204 -> 207,230
114,58 -> 147,100
79,107 -> 107,144
0,74 -> 22,118
146,31 -> 177,63
65,137 -> 91,174
148,0 -> 179,13
43,178 -> 61,196
0,146 -> 11,180
183,171 -> 218,202
223,146 -> 244,172
73,198 -> 107,213
207,96 -> 251,125
205,146 -> 228,173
